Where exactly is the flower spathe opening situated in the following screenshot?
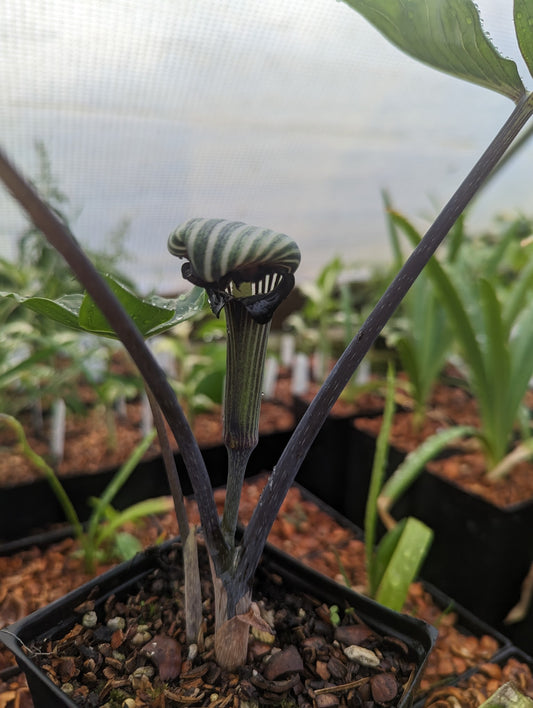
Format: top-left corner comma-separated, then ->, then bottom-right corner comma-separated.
201,271 -> 295,325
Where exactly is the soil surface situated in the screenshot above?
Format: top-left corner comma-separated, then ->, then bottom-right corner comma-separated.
1,479 -> 525,707
0,383 -> 295,489
27,542 -> 422,707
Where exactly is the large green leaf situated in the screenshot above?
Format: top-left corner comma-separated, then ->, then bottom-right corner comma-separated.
0,292 -> 83,329
0,276 -> 206,339
515,0 -> 533,80
78,276 -> 205,338
343,0 -> 525,101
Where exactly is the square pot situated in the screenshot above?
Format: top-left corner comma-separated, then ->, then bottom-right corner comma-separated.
0,538 -> 437,707
343,427 -> 533,629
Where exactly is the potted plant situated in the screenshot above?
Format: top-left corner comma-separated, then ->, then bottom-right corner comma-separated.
0,211 -> 437,705
2,0 -> 533,704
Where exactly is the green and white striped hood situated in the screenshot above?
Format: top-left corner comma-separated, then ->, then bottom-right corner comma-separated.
168,218 -> 300,286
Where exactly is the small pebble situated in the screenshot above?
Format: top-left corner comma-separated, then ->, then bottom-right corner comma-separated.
132,626 -> 152,645
343,645 -> 380,667
132,666 -> 155,679
82,611 -> 98,628
107,616 -> 126,631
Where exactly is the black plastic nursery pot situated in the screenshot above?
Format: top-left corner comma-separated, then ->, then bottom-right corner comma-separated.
344,427 -> 533,632
342,423 -> 407,529
293,395 -> 384,515
295,414 -> 357,513
496,595 -> 533,658
0,538 -> 437,707
0,430 -> 292,541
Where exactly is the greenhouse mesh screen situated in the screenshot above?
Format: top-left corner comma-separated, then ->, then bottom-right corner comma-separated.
0,0 -> 526,292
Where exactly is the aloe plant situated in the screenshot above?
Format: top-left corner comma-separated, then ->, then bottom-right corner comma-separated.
1,0 -> 533,674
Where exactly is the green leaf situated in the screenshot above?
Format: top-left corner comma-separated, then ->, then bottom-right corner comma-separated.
389,210 -> 488,397
502,255 -> 533,329
112,532 -> 143,561
379,425 -> 477,511
79,276 -> 206,338
96,497 -> 174,546
0,277 -> 206,339
507,301 -> 533,436
374,517 -> 434,612
479,279 -> 510,462
343,0 -> 525,101
397,274 -> 452,417
370,518 -> 406,598
515,0 -> 533,80
383,190 -> 404,270
0,291 -> 83,329
365,364 -> 396,593
195,369 -> 225,405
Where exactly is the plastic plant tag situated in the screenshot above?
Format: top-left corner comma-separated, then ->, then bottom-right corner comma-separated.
50,398 -> 66,465
291,353 -> 310,396
262,356 -> 279,400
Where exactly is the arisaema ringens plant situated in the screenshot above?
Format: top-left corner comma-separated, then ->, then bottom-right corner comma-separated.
2,0 -> 533,672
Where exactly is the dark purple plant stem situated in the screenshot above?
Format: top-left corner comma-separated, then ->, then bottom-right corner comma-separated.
238,91 -> 533,588
0,147 -> 229,571
145,387 -> 190,541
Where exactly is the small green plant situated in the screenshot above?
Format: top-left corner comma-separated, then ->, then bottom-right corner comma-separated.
286,256 -> 348,379
383,192 -> 456,427
389,208 -> 533,477
151,329 -> 225,429
328,604 -> 341,627
362,367 -> 432,611
360,366 -> 479,611
0,414 -> 171,573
